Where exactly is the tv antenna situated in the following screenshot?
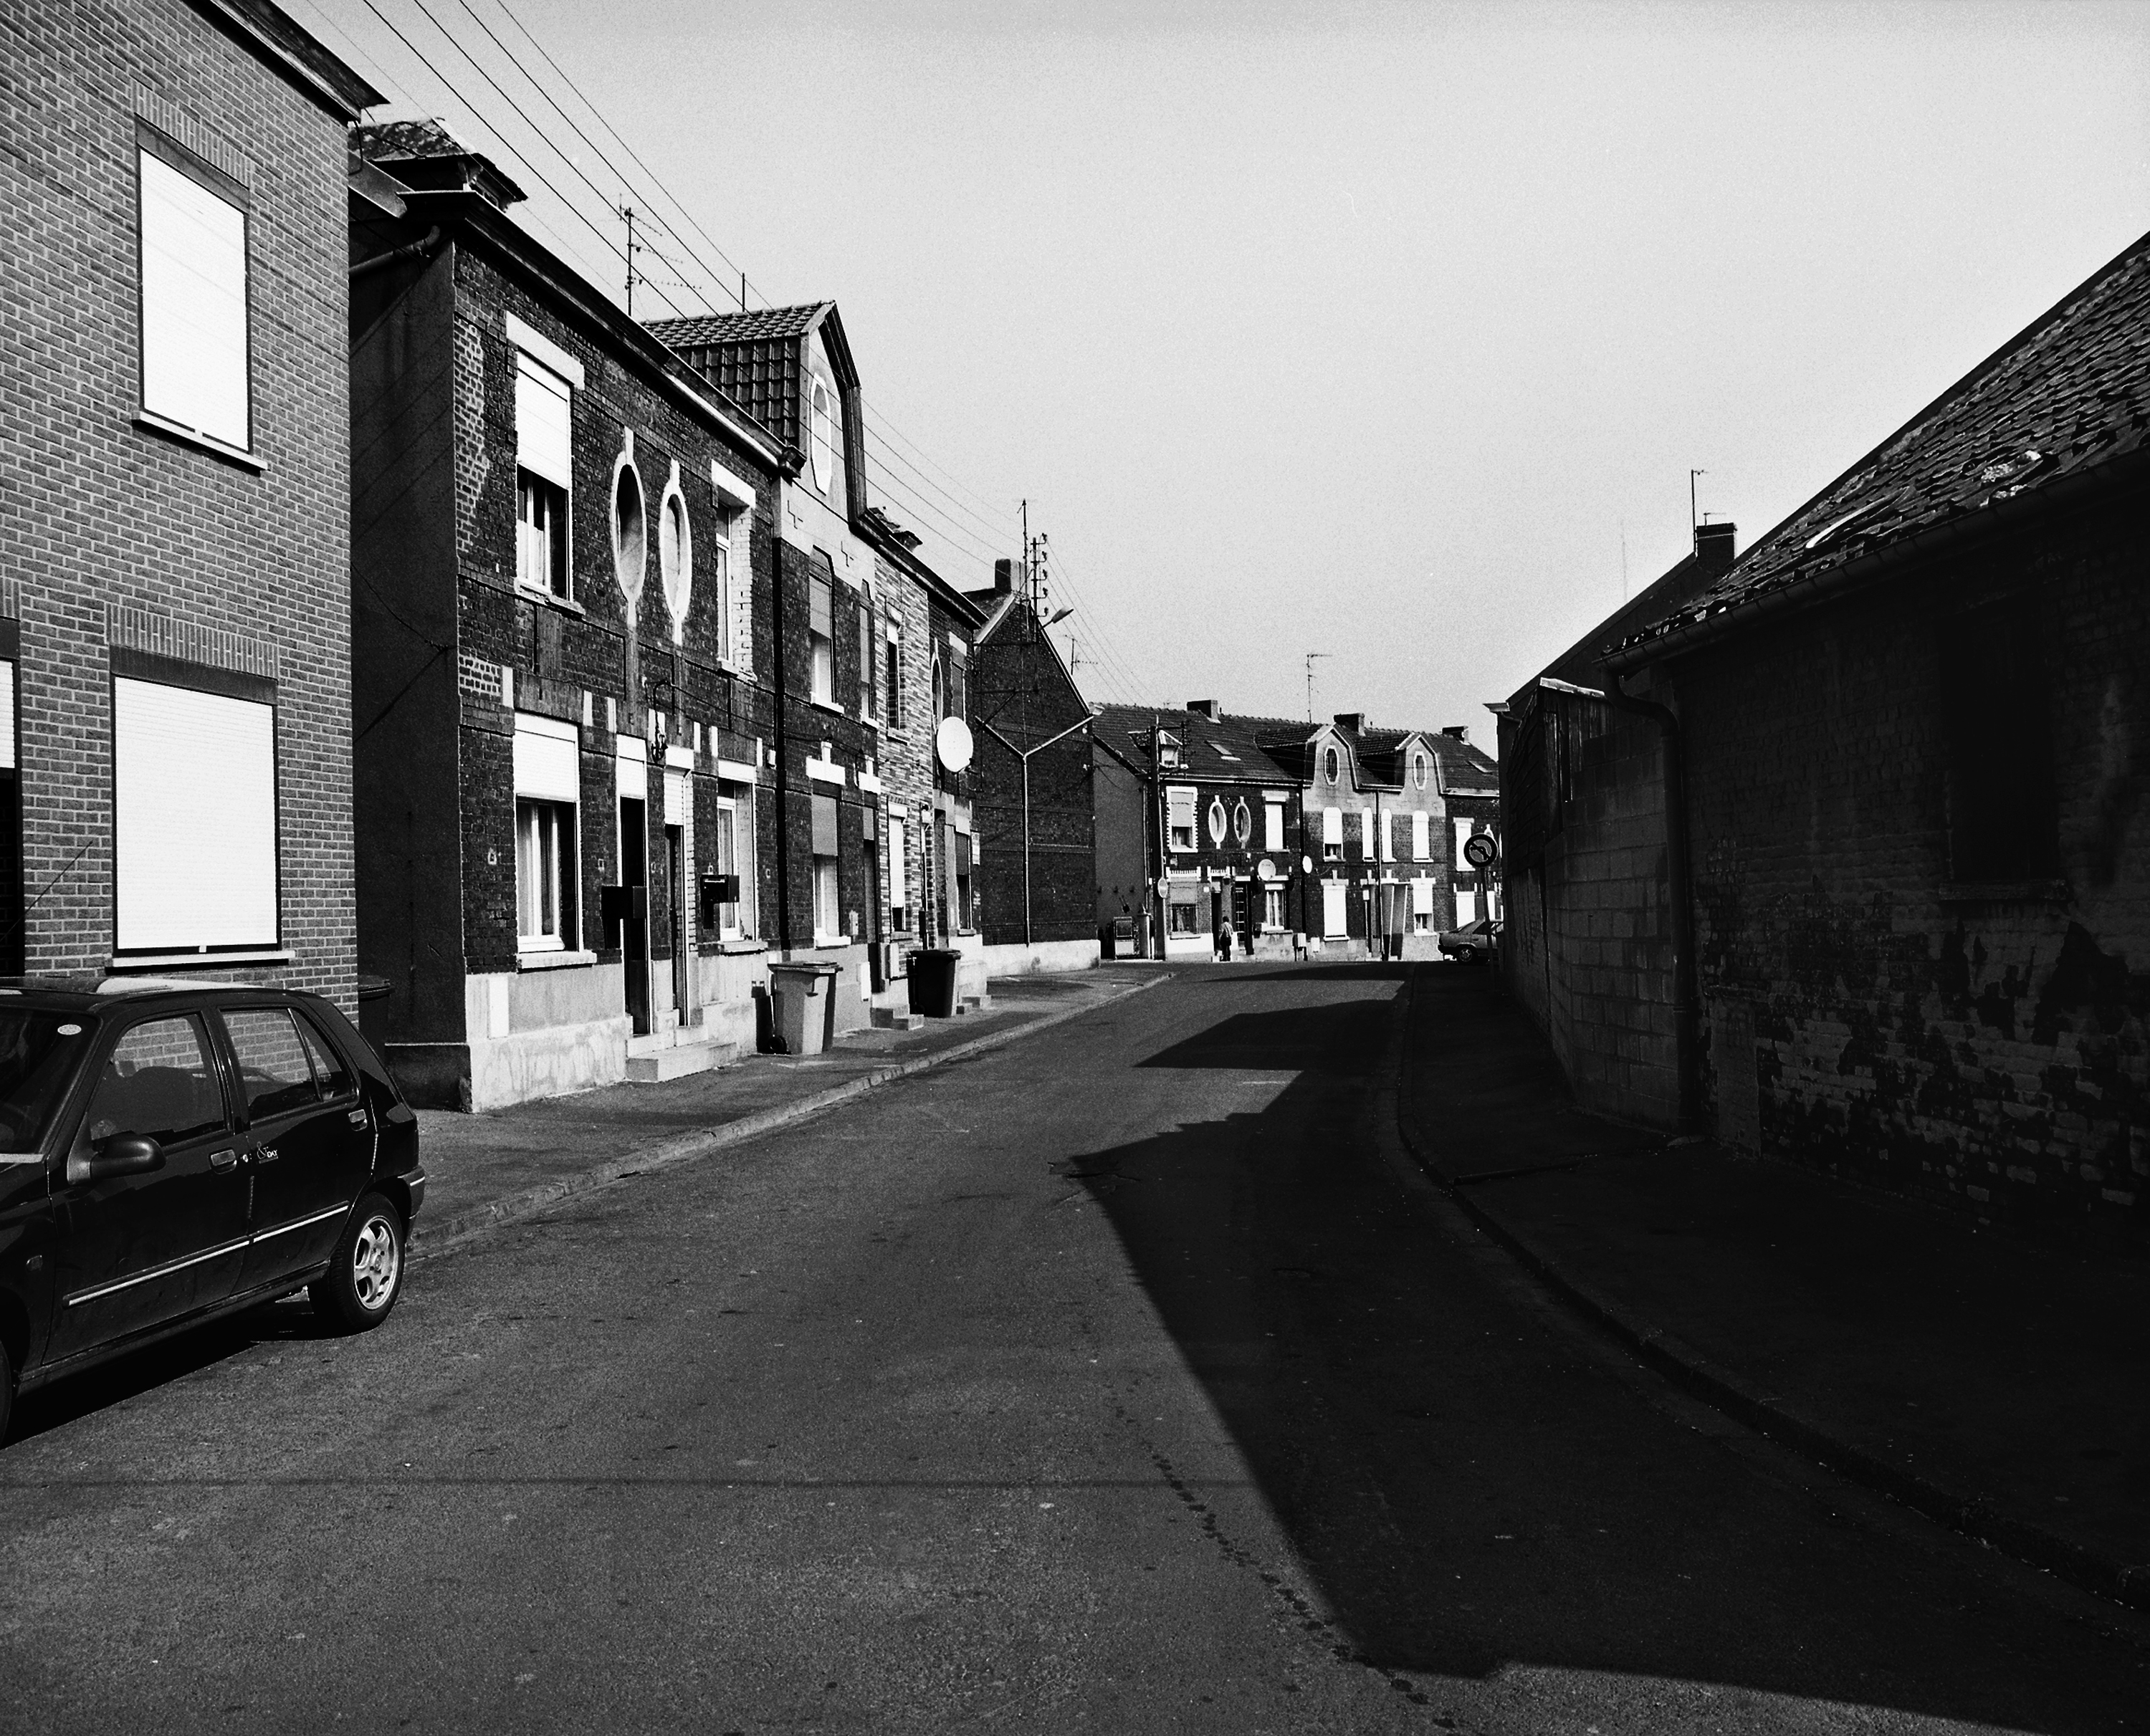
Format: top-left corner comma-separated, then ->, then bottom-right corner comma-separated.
1304,651 -> 1331,723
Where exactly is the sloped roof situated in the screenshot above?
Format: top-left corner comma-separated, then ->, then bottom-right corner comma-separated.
1092,704 -> 1299,785
1620,229 -> 2150,658
646,302 -> 853,452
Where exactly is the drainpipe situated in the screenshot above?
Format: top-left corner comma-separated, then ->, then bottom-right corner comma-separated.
1539,673 -> 1700,1133
768,473 -> 800,957
348,226 -> 441,278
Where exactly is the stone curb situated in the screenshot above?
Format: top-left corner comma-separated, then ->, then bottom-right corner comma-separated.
1390,972 -> 2150,1616
409,972 -> 1170,1262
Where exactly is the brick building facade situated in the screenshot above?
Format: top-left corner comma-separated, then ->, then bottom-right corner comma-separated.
969,576 -> 1097,967
0,0 -> 376,1003
1553,230 -> 2150,1244
350,125 -> 785,1108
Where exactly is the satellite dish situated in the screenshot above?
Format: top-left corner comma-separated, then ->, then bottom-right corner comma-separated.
1299,854 -> 1314,876
1256,858 -> 1276,881
935,716 -> 973,773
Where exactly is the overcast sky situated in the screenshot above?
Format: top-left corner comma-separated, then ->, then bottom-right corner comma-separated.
305,0 -> 2150,740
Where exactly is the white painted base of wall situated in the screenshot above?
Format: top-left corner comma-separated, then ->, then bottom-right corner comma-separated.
1164,935 -> 1213,960
978,939 -> 1100,977
467,1013 -> 634,1112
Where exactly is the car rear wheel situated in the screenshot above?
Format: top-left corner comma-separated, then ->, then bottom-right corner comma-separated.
310,1193 -> 406,1333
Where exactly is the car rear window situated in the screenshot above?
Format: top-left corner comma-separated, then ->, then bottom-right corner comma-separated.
0,1010 -> 100,1154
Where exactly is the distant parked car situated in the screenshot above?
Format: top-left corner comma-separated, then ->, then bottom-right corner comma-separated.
1438,919 -> 1504,964
0,978 -> 425,1438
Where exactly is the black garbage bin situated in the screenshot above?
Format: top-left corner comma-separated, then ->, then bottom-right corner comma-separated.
908,948 -> 960,1017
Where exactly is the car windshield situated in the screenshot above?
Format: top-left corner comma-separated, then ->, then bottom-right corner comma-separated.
0,1009 -> 99,1153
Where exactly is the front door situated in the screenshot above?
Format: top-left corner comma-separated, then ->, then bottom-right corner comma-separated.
621,795 -> 651,1036
219,1004 -> 373,1293
666,824 -> 689,1022
48,1012 -> 247,1362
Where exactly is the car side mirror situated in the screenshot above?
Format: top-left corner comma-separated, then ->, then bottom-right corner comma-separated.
67,1133 -> 165,1185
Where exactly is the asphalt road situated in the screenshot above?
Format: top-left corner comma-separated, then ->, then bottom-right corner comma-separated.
1,965 -> 2144,1734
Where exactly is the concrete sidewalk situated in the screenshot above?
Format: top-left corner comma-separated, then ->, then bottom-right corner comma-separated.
408,967 -> 1164,1253
1398,966 -> 2150,1611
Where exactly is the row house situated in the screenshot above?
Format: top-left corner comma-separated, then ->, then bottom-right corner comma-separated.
1255,715 -> 1501,956
1509,226 -> 2150,1247
1,0 -> 377,998
969,567 -> 1098,972
652,309 -> 991,1025
350,123 -> 783,1109
1091,703 -> 1305,961
859,509 -> 990,1005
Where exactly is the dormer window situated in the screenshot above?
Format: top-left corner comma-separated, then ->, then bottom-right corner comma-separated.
808,376 -> 835,491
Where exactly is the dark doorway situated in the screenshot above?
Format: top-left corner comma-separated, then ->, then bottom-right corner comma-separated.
666,822 -> 688,1025
621,795 -> 650,1036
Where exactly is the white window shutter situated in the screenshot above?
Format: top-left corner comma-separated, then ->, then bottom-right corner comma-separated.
115,677 -> 276,950
512,724 -> 578,802
1412,811 -> 1430,860
1322,806 -> 1343,846
515,355 -> 573,487
138,152 -> 249,450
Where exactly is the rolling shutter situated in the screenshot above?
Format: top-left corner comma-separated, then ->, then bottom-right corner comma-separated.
138,150 -> 249,451
889,817 -> 908,912
811,792 -> 838,856
0,661 -> 14,769
1322,881 -> 1347,938
1322,806 -> 1343,846
1264,800 -> 1284,851
1411,812 -> 1430,860
515,353 -> 572,488
1167,787 -> 1195,833
114,676 -> 276,950
1411,877 -> 1435,914
512,716 -> 578,802
665,769 -> 689,825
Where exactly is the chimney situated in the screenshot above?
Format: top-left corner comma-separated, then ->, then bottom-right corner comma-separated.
1332,712 -> 1366,734
992,557 -> 1019,594
1442,725 -> 1469,742
1187,699 -> 1220,721
1695,521 -> 1737,577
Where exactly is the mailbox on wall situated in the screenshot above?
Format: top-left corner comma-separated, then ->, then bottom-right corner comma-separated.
698,873 -> 739,928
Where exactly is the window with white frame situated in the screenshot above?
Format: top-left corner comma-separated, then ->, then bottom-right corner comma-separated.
808,376 -> 836,492
1167,787 -> 1196,853
1322,746 -> 1341,785
515,354 -> 572,598
811,792 -> 841,940
1413,750 -> 1429,792
885,626 -> 903,728
1322,805 -> 1343,860
1375,810 -> 1393,861
711,529 -> 734,660
657,469 -> 692,633
1205,797 -> 1228,847
1264,799 -> 1285,853
137,138 -> 250,454
512,714 -> 579,951
809,565 -> 835,704
1412,876 -> 1435,933
1456,817 -> 1480,871
113,674 -> 277,954
1167,896 -> 1199,936
715,784 -> 755,940
856,602 -> 874,720
1263,886 -> 1284,931
1232,799 -> 1252,846
1411,810 -> 1430,860
888,815 -> 909,926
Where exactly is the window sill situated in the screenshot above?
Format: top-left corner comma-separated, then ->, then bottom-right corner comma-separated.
517,947 -> 597,971
811,934 -> 854,949
713,937 -> 765,954
134,411 -> 264,473
809,697 -> 846,716
109,948 -> 293,970
517,583 -> 586,618
1938,880 -> 2070,906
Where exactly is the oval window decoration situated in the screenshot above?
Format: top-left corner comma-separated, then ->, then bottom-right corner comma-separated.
1323,746 -> 1341,785
1205,797 -> 1228,846
1414,752 -> 1428,791
611,441 -> 647,603
809,377 -> 835,491
657,463 -> 692,641
1233,799 -> 1252,845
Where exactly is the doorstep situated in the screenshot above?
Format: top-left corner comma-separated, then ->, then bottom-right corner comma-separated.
624,1035 -> 743,1083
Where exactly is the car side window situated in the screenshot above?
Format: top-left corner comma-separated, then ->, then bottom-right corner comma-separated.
85,1017 -> 226,1148
292,1012 -> 355,1100
223,1008 -> 322,1122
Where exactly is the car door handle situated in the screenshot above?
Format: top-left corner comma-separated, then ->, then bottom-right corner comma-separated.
347,1109 -> 369,1128
209,1148 -> 240,1171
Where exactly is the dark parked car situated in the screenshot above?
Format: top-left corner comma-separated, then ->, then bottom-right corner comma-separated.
1437,918 -> 1504,964
0,978 -> 424,1437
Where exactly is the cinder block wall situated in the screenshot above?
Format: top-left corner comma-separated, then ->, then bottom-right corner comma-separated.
1,0 -> 356,1005
1678,491 -> 2149,1241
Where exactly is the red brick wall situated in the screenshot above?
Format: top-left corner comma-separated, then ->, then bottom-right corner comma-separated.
0,0 -> 358,1005
1677,488 -> 2149,1241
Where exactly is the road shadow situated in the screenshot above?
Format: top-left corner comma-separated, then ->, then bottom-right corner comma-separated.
1073,969 -> 2133,1732
6,1295 -> 332,1447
